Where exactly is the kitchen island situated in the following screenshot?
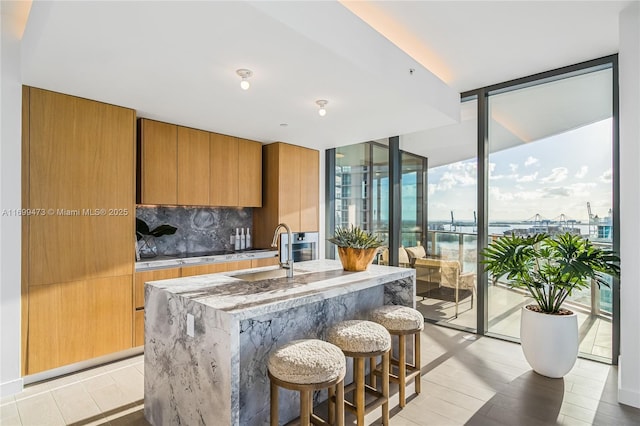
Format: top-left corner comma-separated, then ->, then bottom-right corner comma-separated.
143,259 -> 416,426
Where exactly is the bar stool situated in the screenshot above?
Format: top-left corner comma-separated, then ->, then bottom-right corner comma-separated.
268,339 -> 346,426
369,305 -> 423,408
327,320 -> 391,426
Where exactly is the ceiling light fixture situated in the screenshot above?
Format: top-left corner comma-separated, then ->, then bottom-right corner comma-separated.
236,69 -> 253,90
316,100 -> 328,117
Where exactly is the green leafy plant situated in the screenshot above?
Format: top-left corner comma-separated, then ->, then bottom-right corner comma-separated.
480,232 -> 619,314
328,225 -> 383,249
136,218 -> 177,241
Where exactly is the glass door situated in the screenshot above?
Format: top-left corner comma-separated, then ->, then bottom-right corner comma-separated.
486,66 -> 615,361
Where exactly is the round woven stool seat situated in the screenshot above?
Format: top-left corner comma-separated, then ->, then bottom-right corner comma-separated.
268,339 -> 346,385
370,305 -> 424,332
327,320 -> 391,355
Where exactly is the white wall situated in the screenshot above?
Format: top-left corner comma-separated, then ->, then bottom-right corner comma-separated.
618,1 -> 640,409
0,1 -> 30,396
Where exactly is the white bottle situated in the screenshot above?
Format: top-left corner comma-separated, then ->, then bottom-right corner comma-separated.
246,227 -> 251,250
240,228 -> 246,250
235,228 -> 241,251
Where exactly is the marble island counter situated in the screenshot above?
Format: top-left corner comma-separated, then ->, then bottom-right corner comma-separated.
144,259 -> 416,425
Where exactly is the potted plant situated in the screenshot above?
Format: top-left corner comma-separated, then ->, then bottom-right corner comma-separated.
328,226 -> 383,271
481,232 -> 619,378
136,218 -> 177,259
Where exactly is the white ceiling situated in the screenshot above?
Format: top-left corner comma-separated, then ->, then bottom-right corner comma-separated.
18,1 -> 632,161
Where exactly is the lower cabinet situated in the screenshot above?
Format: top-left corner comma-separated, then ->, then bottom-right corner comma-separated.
134,310 -> 145,348
251,257 -> 280,268
27,276 -> 133,375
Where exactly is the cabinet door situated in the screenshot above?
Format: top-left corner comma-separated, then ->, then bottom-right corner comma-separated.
238,139 -> 262,207
139,119 -> 177,204
134,310 -> 145,347
251,257 -> 280,268
278,143 -> 302,231
180,262 -> 229,277
299,147 -> 319,231
178,126 -> 210,205
27,276 -> 133,375
210,133 -> 238,206
28,88 -> 135,286
225,260 -> 252,271
134,268 -> 181,309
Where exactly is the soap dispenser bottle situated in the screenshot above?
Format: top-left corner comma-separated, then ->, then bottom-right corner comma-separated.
234,228 -> 241,251
240,228 -> 246,250
246,228 -> 251,250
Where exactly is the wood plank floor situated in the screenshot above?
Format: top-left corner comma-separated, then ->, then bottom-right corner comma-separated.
1,323 -> 639,425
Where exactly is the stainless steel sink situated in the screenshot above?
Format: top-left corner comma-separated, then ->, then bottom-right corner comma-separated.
232,268 -> 310,282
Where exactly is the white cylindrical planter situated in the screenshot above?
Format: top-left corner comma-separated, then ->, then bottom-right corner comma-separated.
520,306 -> 578,378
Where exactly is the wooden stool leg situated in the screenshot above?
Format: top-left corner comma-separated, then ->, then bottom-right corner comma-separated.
369,356 -> 377,389
355,357 -> 365,426
300,389 -> 311,426
328,385 -> 335,423
270,381 -> 278,426
399,334 -> 406,408
336,379 -> 345,426
382,351 -> 390,426
415,331 -> 422,394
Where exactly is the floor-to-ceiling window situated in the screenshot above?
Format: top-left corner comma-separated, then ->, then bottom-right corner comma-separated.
331,141 -> 426,265
486,64 -> 615,361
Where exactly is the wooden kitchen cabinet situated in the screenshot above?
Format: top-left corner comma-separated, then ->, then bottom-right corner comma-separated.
180,262 -> 229,277
134,310 -> 145,347
237,138 -> 263,207
210,135 -> 263,207
210,133 -> 238,206
178,126 -> 210,205
138,118 -> 178,205
23,87 -> 136,375
251,257 -> 280,268
27,276 -> 133,374
139,120 -> 262,207
253,143 -> 320,248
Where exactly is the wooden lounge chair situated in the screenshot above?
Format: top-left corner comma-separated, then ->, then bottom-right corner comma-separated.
414,258 -> 476,318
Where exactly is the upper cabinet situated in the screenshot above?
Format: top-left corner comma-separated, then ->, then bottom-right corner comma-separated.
138,119 -> 178,205
137,119 -> 261,207
178,126 -> 210,206
253,142 -> 319,248
237,138 -> 263,207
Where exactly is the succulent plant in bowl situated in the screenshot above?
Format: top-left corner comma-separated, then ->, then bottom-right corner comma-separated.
328,226 -> 383,271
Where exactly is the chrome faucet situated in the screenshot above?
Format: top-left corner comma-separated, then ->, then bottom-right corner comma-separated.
271,223 -> 294,278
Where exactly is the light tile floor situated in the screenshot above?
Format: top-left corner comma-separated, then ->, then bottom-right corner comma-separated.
417,285 -> 613,360
2,323 -> 639,425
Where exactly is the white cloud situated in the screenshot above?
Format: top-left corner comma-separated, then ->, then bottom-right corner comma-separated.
575,166 -> 588,179
509,163 -> 519,173
540,167 -> 568,183
517,172 -> 538,183
600,169 -> 613,183
524,156 -> 539,167
489,187 -> 514,201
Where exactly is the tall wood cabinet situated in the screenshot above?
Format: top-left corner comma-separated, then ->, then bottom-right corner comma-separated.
22,87 -> 136,375
253,142 -> 320,249
138,119 -> 262,207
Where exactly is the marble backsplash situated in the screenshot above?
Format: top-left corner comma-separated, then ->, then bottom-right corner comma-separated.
136,206 -> 253,256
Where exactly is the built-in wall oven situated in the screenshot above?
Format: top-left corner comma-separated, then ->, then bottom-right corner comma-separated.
280,232 -> 319,263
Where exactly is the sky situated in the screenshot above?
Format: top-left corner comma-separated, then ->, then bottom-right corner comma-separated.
428,118 -> 613,223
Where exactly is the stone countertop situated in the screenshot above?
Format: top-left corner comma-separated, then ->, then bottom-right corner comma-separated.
135,248 -> 278,272
145,259 -> 415,320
